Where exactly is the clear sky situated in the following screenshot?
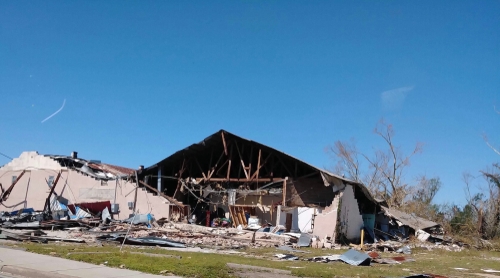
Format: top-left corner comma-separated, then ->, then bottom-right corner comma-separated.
0,1 -> 499,205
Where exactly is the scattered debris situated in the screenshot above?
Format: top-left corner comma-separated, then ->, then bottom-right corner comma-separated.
482,269 -> 500,273
306,254 -> 341,263
373,258 -> 401,264
297,233 -> 312,247
274,254 -> 298,260
339,249 -> 371,266
396,246 -> 412,255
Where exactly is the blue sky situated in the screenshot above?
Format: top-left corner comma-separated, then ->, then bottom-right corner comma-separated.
0,1 -> 499,205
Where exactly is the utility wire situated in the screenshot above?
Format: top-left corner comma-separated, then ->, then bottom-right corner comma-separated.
0,152 -> 13,160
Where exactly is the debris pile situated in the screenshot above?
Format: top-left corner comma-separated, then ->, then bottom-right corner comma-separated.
0,206 -> 471,255
0,208 -> 294,249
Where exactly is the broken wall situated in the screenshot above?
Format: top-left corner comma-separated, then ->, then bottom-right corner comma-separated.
276,206 -> 316,233
286,176 -> 335,207
0,166 -> 171,219
339,184 -> 364,242
209,194 -> 281,225
312,192 -> 341,240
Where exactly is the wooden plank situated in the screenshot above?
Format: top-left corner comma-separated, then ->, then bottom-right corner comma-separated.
282,178 -> 287,206
237,207 -> 246,226
43,171 -> 62,214
133,171 -> 139,212
250,151 -> 272,182
194,158 -> 207,180
248,145 -> 253,182
1,170 -> 27,202
215,159 -> 229,177
139,180 -> 184,207
221,132 -> 228,156
178,158 -> 186,178
209,150 -> 226,180
235,142 -> 249,179
228,205 -> 238,228
276,155 -> 293,177
255,149 -> 261,185
227,144 -> 233,180
208,148 -> 214,176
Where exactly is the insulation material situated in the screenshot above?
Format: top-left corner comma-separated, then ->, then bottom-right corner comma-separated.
339,184 -> 364,242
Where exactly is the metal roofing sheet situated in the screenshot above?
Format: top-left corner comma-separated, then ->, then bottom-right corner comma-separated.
381,206 -> 439,231
339,249 -> 371,266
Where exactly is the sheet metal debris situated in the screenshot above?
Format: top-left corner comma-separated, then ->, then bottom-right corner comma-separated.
297,233 -> 312,247
274,254 -> 299,260
307,255 -> 342,263
482,269 -> 500,273
339,249 -> 371,266
114,236 -> 186,248
396,245 -> 412,254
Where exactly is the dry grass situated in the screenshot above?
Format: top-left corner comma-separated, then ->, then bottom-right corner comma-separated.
8,242 -> 500,278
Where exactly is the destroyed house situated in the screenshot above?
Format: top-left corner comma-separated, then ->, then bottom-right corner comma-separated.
139,130 -> 381,243
0,151 -> 171,220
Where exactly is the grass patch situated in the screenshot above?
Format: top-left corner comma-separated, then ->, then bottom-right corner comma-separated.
9,242 -> 500,278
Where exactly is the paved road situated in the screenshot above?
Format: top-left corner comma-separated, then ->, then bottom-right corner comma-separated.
0,246 -> 180,278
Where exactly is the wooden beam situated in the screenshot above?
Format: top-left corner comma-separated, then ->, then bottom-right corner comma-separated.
296,171 -> 319,180
255,149 -> 261,186
249,152 -> 272,181
208,150 -> 226,180
282,177 -> 287,206
43,171 -> 62,215
194,158 -> 207,180
215,159 -> 229,177
139,180 -> 184,207
1,170 -> 27,202
248,145 -> 253,182
276,155 -> 293,177
227,144 -> 233,180
133,171 -> 139,212
178,158 -> 187,178
235,142 -> 249,179
221,132 -> 228,156
208,148 -> 214,177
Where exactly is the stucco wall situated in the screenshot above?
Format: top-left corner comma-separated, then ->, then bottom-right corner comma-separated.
276,206 -> 315,233
339,184 -> 364,242
0,153 -> 170,219
312,192 -> 341,240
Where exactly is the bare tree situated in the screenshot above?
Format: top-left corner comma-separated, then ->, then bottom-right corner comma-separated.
328,139 -> 361,182
327,119 -> 423,207
463,172 -> 485,236
478,107 -> 500,238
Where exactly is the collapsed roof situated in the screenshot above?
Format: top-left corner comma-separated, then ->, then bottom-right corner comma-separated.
381,206 -> 440,231
46,155 -> 134,180
142,129 -> 379,206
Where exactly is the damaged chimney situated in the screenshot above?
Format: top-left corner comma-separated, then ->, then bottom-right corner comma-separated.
71,151 -> 78,159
